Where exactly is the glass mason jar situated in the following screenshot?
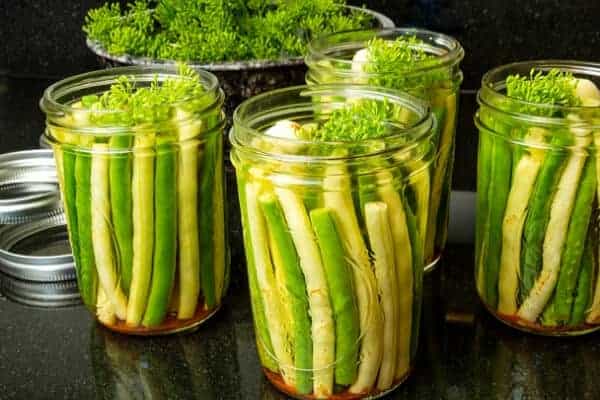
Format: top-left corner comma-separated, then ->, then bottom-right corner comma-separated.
231,85 -> 435,399
40,66 -> 229,335
475,61 -> 600,335
305,28 -> 464,271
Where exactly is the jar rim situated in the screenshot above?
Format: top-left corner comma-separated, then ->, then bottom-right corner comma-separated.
40,65 -> 221,120
306,27 -> 464,78
230,84 -> 435,163
479,60 -> 600,122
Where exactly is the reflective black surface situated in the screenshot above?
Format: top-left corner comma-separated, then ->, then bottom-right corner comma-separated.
2,245 -> 600,399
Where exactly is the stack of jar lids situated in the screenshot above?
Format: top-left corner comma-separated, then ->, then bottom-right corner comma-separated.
0,149 -> 80,307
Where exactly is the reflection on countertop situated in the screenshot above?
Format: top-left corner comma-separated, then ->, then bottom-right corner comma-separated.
1,245 -> 599,399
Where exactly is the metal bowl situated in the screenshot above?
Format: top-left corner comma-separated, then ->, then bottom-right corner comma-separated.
86,6 -> 394,70
86,6 -> 395,115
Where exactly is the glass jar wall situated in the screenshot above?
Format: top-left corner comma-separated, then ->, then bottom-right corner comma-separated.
40,66 -> 229,335
231,85 -> 435,398
306,28 -> 464,271
475,61 -> 600,335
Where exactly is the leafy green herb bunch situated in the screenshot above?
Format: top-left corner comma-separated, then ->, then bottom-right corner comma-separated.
84,0 -> 373,63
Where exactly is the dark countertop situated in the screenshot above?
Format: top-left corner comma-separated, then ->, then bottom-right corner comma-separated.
1,75 -> 599,400
2,246 -> 600,400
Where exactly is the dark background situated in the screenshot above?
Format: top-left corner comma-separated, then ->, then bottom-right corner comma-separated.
1,0 -> 599,190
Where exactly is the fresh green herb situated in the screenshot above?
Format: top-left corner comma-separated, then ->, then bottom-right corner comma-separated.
312,100 -> 394,142
81,64 -> 207,125
365,36 -> 435,70
84,0 -> 372,63
505,69 -> 581,115
362,36 -> 447,95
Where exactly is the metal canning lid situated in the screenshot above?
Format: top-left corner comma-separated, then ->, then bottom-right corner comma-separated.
0,213 -> 76,282
0,149 -> 63,224
0,272 -> 80,308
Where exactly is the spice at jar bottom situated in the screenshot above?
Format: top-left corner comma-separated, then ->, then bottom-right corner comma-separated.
41,65 -> 229,335
475,61 -> 600,336
231,85 -> 435,399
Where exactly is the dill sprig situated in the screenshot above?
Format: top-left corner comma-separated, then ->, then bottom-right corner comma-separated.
84,0 -> 372,63
362,36 -> 448,96
312,99 -> 394,142
365,36 -> 435,72
505,68 -> 581,107
80,64 -> 209,126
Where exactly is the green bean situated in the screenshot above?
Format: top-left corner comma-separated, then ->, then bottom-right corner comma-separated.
497,130 -> 545,315
75,143 -> 99,310
475,110 -> 502,298
275,187 -> 334,397
375,170 -> 412,381
518,135 -> 591,322
175,113 -> 202,319
261,194 -> 313,395
324,168 -> 383,394
570,239 -> 595,326
434,153 -> 453,251
109,135 -> 134,294
587,132 -> 600,324
475,130 -> 493,299
199,134 -> 217,310
212,136 -> 226,304
61,148 -> 85,303
410,161 -> 430,245
430,106 -> 446,150
245,180 -> 295,384
425,93 -> 456,262
520,137 -> 569,304
586,276 -> 600,324
552,157 -> 596,323
96,286 -> 116,326
404,192 -> 423,360
390,134 -> 430,243
126,134 -> 155,326
364,202 -> 399,390
236,175 -> 277,372
510,127 -> 527,172
483,133 -> 513,309
91,143 -> 128,320
310,208 -> 360,386
143,137 -> 177,327
358,174 -> 378,219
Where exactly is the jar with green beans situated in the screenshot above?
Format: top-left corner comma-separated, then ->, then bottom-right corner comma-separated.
231,85 -> 435,398
475,61 -> 600,335
41,65 -> 228,335
305,28 -> 464,271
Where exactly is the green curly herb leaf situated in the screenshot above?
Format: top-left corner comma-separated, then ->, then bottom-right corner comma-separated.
365,36 -> 435,70
504,68 -> 581,117
311,99 -> 398,142
84,0 -> 372,63
362,36 -> 448,96
80,64 -> 208,126
506,68 -> 581,107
